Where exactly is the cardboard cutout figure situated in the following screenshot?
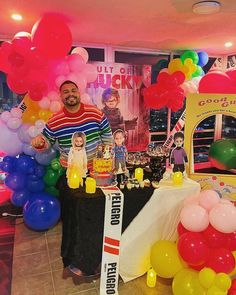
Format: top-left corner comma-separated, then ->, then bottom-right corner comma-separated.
170,131 -> 188,173
112,129 -> 128,174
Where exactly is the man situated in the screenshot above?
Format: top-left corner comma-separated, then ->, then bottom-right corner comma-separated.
31,80 -> 112,169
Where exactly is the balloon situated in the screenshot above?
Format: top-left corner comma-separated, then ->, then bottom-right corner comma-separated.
198,267 -> 216,289
6,117 -> 22,130
172,268 -> 206,295
35,148 -> 57,165
11,189 -> 31,207
177,222 -> 190,236
23,192 -> 60,231
26,174 -> 45,193
206,248 -> 235,273
67,53 -> 85,72
6,74 -> 29,94
5,172 -> 27,191
198,52 -> 209,67
180,204 -> 209,232
0,122 -> 23,156
178,232 -> 209,266
83,64 -> 98,82
50,101 -> 61,113
45,186 -> 59,197
226,231 -> 236,251
203,224 -> 228,249
207,285 -> 227,295
0,185 -> 12,205
39,97 -> 51,109
150,240 -> 185,278
209,203 -> 236,233
208,139 -> 236,170
10,108 -> 22,118
214,272 -> 232,292
22,143 -> 37,157
0,111 -> 11,122
229,251 -> 236,277
18,124 -> 32,143
34,165 -> 46,178
15,155 -> 36,174
181,50 -> 199,64
71,47 -> 89,63
198,190 -> 220,211
0,156 -> 16,173
31,14 -> 72,59
50,158 -> 61,171
43,169 -> 59,186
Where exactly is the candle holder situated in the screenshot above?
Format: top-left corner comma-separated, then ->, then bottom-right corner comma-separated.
85,177 -> 96,194
146,144 -> 169,182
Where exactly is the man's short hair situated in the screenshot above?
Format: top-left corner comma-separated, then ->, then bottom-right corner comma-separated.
102,88 -> 120,103
174,131 -> 184,141
59,80 -> 78,91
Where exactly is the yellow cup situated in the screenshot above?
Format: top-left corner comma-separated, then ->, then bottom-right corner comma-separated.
85,177 -> 96,194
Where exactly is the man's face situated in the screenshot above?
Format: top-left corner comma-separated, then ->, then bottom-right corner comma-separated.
60,83 -> 80,107
104,95 -> 118,109
175,137 -> 184,148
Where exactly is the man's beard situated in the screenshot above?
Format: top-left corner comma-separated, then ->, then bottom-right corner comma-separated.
64,95 -> 80,106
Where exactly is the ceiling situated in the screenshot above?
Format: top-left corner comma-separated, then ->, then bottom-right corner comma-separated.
1,0 -> 236,56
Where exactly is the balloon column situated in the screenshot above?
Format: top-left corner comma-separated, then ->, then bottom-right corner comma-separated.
0,14 -> 97,230
148,189 -> 236,294
143,50 -> 208,112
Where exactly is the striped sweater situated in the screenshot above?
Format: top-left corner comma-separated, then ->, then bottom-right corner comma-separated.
42,103 -> 112,168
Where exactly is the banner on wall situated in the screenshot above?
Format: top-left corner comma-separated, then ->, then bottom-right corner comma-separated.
86,63 -> 151,152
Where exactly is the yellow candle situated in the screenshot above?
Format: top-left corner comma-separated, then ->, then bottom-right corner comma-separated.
68,167 -> 82,189
135,168 -> 144,182
85,177 -> 96,194
173,172 -> 183,186
146,268 -> 156,288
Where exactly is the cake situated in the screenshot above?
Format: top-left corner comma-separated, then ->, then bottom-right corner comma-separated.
90,145 -> 114,187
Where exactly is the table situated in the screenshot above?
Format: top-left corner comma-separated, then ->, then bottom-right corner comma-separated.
119,178 -> 201,282
57,174 -> 155,275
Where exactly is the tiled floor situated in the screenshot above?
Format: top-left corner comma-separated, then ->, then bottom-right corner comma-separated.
11,220 -> 173,294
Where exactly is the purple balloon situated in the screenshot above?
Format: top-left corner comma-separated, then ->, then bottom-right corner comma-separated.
22,143 -> 36,156
35,148 -> 57,165
0,121 -> 23,156
18,124 -> 32,143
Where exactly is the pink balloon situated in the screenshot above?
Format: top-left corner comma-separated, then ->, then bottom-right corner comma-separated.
31,14 -> 72,59
198,190 -> 220,211
83,64 -> 98,82
39,97 -> 51,109
67,54 -> 85,72
52,59 -> 70,76
50,101 -> 61,113
180,204 -> 209,232
6,117 -> 22,130
71,47 -> 89,63
80,93 -> 92,105
0,111 -> 11,123
10,108 -> 22,118
209,203 -> 236,233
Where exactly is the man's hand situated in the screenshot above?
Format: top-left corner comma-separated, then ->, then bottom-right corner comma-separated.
31,135 -> 48,150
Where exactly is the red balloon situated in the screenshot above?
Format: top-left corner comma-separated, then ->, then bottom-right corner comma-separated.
7,74 -> 29,94
206,248 -> 235,273
202,224 -> 227,249
226,231 -> 236,251
31,14 -> 72,59
12,36 -> 32,56
177,232 -> 209,266
199,71 -> 236,94
177,222 -> 189,236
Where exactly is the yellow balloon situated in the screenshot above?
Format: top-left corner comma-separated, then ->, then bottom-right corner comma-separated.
206,285 -> 227,295
168,58 -> 183,74
199,267 -> 216,289
38,109 -> 52,122
229,251 -> 236,277
150,240 -> 185,279
214,273 -> 232,291
172,268 -> 206,295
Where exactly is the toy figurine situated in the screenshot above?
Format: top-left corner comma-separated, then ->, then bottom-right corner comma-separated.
170,132 -> 188,174
111,129 -> 127,173
96,144 -> 103,158
67,132 -> 87,188
103,144 -> 111,159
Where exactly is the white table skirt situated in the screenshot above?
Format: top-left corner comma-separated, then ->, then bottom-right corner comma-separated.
119,178 -> 200,282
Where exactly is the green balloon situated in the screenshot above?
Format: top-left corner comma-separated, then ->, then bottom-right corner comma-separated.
51,158 -> 61,171
43,169 -> 59,186
45,186 -> 59,197
209,139 -> 236,170
180,50 -> 199,64
192,65 -> 202,78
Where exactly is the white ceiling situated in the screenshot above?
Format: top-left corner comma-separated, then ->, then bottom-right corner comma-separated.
1,0 -> 236,56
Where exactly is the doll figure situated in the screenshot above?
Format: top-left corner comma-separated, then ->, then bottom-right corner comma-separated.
112,129 -> 127,173
103,145 -> 111,159
170,132 -> 188,173
67,132 -> 87,188
96,144 -> 103,158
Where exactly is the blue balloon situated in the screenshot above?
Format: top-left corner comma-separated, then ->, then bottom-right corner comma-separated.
0,160 -> 15,173
16,155 -> 36,174
26,175 -> 45,193
11,189 -> 31,207
5,172 -> 27,191
34,165 -> 46,178
197,51 -> 209,67
23,193 -> 61,231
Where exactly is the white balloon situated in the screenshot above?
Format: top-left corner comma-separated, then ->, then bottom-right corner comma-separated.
50,101 -> 62,113
71,47 -> 89,63
47,91 -> 59,101
0,111 -> 11,123
35,119 -> 45,130
28,126 -> 40,138
7,117 -> 22,130
10,108 -> 22,118
39,97 -> 51,109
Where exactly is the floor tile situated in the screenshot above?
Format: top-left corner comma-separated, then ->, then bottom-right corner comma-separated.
14,232 -> 47,256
